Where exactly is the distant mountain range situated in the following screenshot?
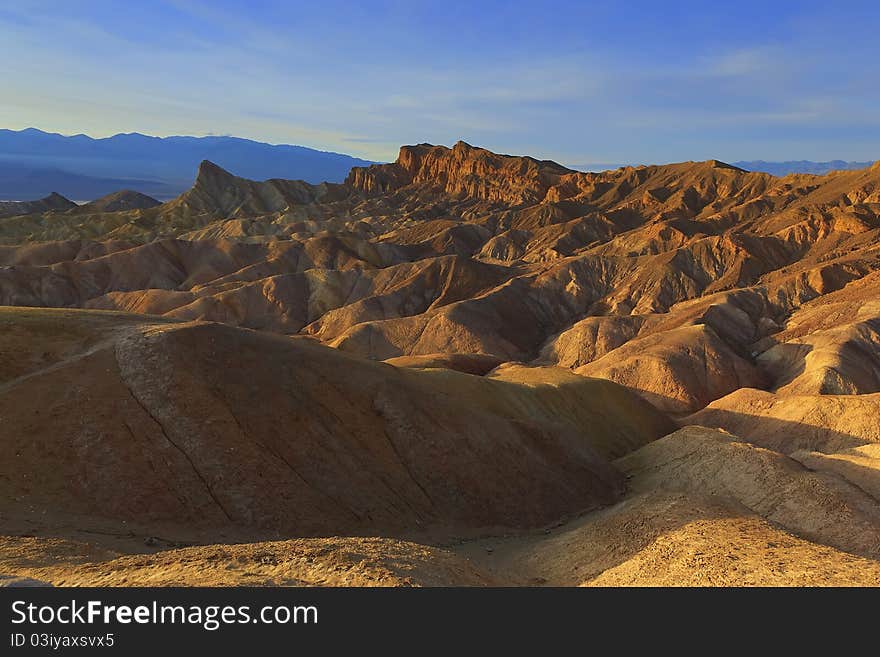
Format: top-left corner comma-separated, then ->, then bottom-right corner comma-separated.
0,128 -> 374,201
573,160 -> 875,176
732,160 -> 875,176
1,128 -> 875,202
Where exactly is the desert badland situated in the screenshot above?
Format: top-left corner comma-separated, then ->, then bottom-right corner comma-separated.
2,142 -> 880,586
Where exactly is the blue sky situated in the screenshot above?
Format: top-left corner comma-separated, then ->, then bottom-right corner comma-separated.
1,0 -> 878,165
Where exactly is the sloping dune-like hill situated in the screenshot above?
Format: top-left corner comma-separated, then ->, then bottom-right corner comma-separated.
0,308 -> 669,536
2,142 -> 880,585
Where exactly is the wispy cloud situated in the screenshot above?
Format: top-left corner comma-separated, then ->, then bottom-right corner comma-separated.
1,2 -> 878,163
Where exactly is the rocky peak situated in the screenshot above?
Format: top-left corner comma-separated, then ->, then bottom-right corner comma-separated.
0,192 -> 76,219
168,159 -> 340,218
76,190 -> 162,213
347,141 -> 574,205
45,192 -> 76,207
706,160 -> 746,172
194,160 -> 236,189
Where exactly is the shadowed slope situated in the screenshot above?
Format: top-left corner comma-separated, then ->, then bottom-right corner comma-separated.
0,307 -> 672,541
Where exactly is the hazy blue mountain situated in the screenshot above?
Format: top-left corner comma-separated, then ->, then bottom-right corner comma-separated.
734,160 -> 874,176
0,128 -> 375,201
0,161 -> 176,202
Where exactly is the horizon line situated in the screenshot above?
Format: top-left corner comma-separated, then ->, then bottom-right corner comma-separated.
2,126 -> 876,169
